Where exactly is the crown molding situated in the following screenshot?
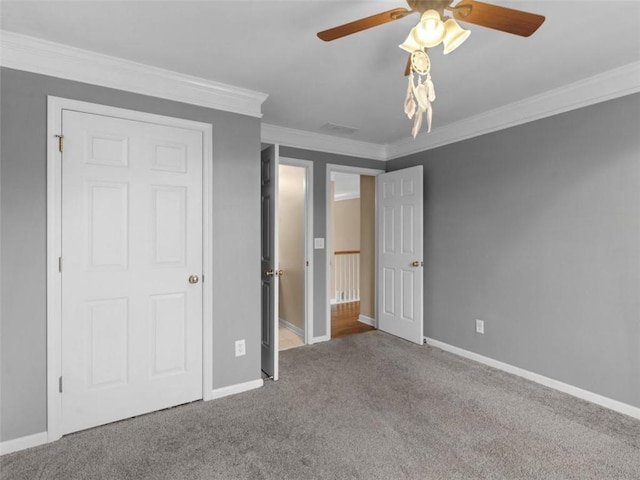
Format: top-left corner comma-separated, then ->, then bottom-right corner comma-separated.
334,192 -> 361,201
265,61 -> 640,162
0,30 -> 268,118
386,61 -> 640,160
2,30 -> 636,159
261,123 -> 388,161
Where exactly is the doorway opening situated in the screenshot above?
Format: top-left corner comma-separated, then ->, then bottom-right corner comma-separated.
326,165 -> 383,340
260,148 -> 314,377
277,160 -> 313,351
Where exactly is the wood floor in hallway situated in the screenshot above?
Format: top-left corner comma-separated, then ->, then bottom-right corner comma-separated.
331,301 -> 376,339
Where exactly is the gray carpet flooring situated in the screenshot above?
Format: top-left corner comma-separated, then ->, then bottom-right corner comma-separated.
2,330 -> 639,479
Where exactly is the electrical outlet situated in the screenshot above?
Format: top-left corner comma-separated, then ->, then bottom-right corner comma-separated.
476,319 -> 485,334
235,339 -> 246,357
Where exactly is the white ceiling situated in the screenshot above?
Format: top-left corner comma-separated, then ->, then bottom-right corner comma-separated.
2,1 -> 639,146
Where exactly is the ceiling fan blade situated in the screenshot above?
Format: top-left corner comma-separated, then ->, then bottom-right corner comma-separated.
451,0 -> 545,37
317,8 -> 411,41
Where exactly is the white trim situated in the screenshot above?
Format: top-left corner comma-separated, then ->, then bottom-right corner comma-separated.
272,145 -> 280,381
425,337 -> 640,421
46,97 -> 63,443
46,96 -> 215,441
325,164 -> 384,341
0,432 -> 48,456
357,314 -> 376,327
201,108 -> 215,401
326,165 -> 385,178
279,157 -> 314,346
262,123 -> 387,161
311,335 -> 330,344
1,31 -> 267,118
334,192 -> 360,202
209,379 -> 263,401
387,61 -> 640,159
279,318 -> 304,338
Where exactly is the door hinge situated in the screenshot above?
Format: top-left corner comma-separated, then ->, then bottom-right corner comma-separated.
59,376 -> 63,393
54,134 -> 64,152
306,261 -> 309,267
58,257 -> 62,272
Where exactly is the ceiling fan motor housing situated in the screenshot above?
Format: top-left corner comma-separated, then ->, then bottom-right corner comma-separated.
406,0 -> 454,16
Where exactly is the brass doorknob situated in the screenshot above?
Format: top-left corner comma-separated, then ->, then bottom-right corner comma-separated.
276,270 -> 284,277
265,270 -> 274,277
189,275 -> 199,284
411,261 -> 421,267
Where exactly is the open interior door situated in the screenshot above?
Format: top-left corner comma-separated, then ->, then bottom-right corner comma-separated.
376,165 -> 424,345
261,145 -> 279,379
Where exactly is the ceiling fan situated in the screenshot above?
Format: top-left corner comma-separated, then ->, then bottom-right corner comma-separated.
317,0 -> 545,138
318,0 -> 545,48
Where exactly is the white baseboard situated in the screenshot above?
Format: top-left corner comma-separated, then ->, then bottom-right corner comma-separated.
425,337 -> 640,420
312,335 -> 330,344
358,314 -> 376,327
0,431 -> 48,456
209,378 -> 263,401
279,318 -> 304,338
1,380 -> 263,456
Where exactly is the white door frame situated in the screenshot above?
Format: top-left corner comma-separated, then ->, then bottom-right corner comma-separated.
46,96 -> 214,443
279,157 -> 314,345
325,164 -> 384,341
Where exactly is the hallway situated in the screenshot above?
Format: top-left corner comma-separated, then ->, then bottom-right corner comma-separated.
331,301 -> 376,339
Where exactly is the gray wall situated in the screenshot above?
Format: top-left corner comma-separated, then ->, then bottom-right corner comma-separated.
0,67 -> 262,442
387,94 -> 640,408
279,147 -> 385,338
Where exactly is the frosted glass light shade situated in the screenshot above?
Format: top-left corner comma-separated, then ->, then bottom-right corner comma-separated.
399,28 -> 422,53
413,10 -> 445,48
443,19 -> 471,54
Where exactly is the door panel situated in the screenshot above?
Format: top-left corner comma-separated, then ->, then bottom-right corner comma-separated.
86,298 -> 129,388
61,110 -> 203,434
87,181 -> 129,269
260,145 -> 279,380
377,165 -> 424,344
152,186 -> 187,265
150,293 -> 187,376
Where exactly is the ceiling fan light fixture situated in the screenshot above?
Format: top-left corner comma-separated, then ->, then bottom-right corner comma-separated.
314,0 -> 546,141
399,28 -> 423,53
413,9 -> 446,48
442,19 -> 471,54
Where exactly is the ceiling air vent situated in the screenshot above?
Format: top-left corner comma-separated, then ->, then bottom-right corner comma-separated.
319,122 -> 359,136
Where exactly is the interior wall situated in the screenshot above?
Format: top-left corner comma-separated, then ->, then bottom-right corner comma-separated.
359,176 -> 376,319
387,93 -> 640,408
0,67 -> 262,442
332,198 -> 360,252
278,165 -> 305,331
278,147 -> 385,339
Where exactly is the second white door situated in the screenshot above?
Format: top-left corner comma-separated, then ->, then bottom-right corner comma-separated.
376,166 -> 424,345
61,110 -> 204,434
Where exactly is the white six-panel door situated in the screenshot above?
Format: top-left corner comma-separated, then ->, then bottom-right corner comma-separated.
61,110 -> 203,434
376,165 -> 424,345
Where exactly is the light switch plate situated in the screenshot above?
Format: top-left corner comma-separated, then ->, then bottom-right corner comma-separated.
314,238 -> 325,249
